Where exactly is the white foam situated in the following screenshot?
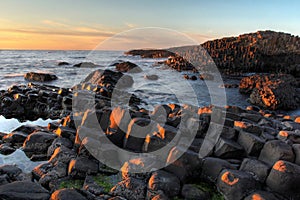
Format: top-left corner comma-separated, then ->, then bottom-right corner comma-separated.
0,115 -> 57,134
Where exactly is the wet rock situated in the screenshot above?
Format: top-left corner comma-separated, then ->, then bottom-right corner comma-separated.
58,62 -> 70,66
217,169 -> 259,200
68,157 -> 98,178
0,181 -> 50,200
147,170 -> 180,198
0,174 -> 10,186
0,165 -> 22,182
239,158 -> 270,183
266,160 -> 300,199
73,62 -> 99,68
237,131 -> 265,156
110,177 -> 147,200
50,188 -> 87,200
47,137 -> 74,157
201,157 -> 235,183
113,61 -> 142,73
125,49 -> 175,58
181,184 -> 210,200
258,140 -> 295,166
219,84 -> 239,88
199,73 -> 214,80
49,146 -> 77,164
0,143 -> 15,155
163,56 -> 195,71
24,72 -> 58,82
144,74 -> 159,80
23,131 -> 57,158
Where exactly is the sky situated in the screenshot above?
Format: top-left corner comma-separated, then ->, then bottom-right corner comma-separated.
0,0 -> 299,50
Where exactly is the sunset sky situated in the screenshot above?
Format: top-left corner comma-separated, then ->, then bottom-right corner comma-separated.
0,0 -> 299,50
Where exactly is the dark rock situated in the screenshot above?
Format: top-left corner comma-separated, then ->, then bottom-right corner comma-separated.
0,165 -> 22,180
50,189 -> 87,200
244,190 -> 285,200
151,193 -> 170,200
239,158 -> 270,183
144,74 -> 159,80
147,170 -> 180,198
0,143 -> 15,155
68,157 -> 98,178
125,49 -> 175,58
24,72 -> 57,82
199,73 -> 214,80
266,160 -> 300,199
110,177 -> 147,200
165,147 -> 202,182
47,137 -> 73,157
0,174 -> 10,186
58,62 -> 70,66
201,157 -> 235,183
219,84 -> 239,88
23,131 -> 57,158
0,181 -> 50,200
214,137 -> 245,159
181,184 -> 210,200
113,61 -> 142,73
49,146 -> 77,164
163,56 -> 195,71
258,140 -> 295,166
217,169 -> 259,200
83,176 -> 104,196
73,62 -> 99,68
240,74 -> 299,110
234,121 -> 263,135
237,131 -> 265,156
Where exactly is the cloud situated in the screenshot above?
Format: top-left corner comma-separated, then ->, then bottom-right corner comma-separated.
0,27 -> 114,37
42,20 -> 69,27
125,23 -> 136,28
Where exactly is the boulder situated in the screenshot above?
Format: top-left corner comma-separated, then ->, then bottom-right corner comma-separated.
68,157 -> 98,178
0,165 -> 22,180
0,144 -> 16,155
214,137 -> 245,159
181,184 -> 210,200
258,140 -> 295,166
23,131 -> 57,158
244,190 -> 285,200
113,61 -> 142,73
0,181 -> 50,200
125,49 -> 175,58
50,189 -> 87,200
217,169 -> 259,200
144,74 -> 159,80
237,131 -> 265,156
24,72 -> 58,82
58,62 -> 70,66
266,160 -> 300,199
201,157 -> 235,183
110,177 -> 147,200
73,62 -> 99,68
239,74 -> 299,110
239,158 -> 270,183
147,170 -> 180,198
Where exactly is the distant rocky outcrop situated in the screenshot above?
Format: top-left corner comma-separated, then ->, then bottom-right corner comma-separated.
73,62 -> 100,68
240,74 -> 300,110
24,72 -> 57,82
125,49 -> 175,58
112,61 -> 143,73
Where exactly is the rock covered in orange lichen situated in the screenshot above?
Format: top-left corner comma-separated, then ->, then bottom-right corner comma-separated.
239,74 -> 299,110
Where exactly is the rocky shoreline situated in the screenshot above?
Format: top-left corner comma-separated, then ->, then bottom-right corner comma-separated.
0,66 -> 300,200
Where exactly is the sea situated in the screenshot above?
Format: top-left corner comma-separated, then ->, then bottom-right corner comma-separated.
0,50 -> 299,170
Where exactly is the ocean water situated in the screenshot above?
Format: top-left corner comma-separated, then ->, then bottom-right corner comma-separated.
0,50 -> 299,170
0,50 -> 299,115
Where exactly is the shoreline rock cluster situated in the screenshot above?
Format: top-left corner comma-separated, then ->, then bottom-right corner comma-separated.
1,75 -> 300,199
239,74 -> 300,110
